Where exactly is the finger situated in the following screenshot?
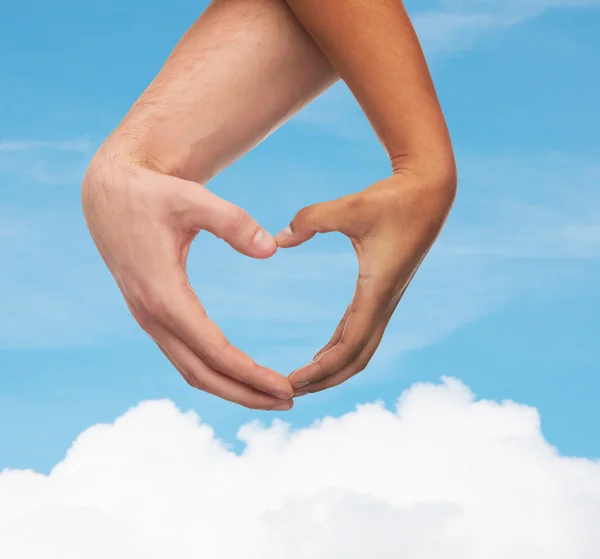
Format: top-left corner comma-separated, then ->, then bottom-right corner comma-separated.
274,194 -> 369,249
152,322 -> 294,411
130,279 -> 295,400
289,270 -> 394,389
183,185 -> 278,259
295,311 -> 392,396
312,304 -> 352,361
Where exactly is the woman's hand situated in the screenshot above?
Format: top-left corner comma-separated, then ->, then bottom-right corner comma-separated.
275,166 -> 456,395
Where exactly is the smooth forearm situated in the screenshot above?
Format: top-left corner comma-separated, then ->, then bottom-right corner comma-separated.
283,0 -> 456,183
97,0 -> 337,184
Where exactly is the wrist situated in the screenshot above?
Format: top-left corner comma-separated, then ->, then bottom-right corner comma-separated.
105,119 -> 188,175
391,147 -> 457,201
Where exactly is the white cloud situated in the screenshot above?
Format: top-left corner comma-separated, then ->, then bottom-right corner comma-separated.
291,82 -> 370,140
1,378 -> 599,558
362,154 -> 600,364
291,0 -> 600,136
0,138 -> 94,186
414,0 -> 600,55
412,11 -> 503,55
440,153 -> 600,259
0,139 -> 92,153
437,0 -> 600,20
0,210 -> 140,349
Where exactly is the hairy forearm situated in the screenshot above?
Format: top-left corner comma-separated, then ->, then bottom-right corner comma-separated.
96,0 -> 337,184
283,0 -> 456,183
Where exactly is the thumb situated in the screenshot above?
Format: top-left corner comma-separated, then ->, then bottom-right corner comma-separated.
274,196 -> 358,248
187,187 -> 277,259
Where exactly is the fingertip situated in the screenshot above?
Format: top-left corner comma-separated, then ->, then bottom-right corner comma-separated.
277,386 -> 295,400
255,245 -> 278,259
273,226 -> 293,247
270,399 -> 294,412
257,364 -> 295,400
252,229 -> 278,258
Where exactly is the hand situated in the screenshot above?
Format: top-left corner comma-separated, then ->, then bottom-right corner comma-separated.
82,152 -> 295,410
274,169 -> 456,395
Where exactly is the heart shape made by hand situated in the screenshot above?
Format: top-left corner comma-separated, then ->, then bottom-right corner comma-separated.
83,161 -> 454,411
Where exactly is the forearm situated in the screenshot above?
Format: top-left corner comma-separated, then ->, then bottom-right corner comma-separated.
283,0 -> 456,183
96,0 -> 337,184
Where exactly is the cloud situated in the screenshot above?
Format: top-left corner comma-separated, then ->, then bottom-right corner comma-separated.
0,137 -> 94,187
437,0 -> 600,20
439,153 -> 600,259
362,153 -> 600,365
0,139 -> 92,153
1,378 -> 599,558
290,1 -> 600,138
412,11 -> 502,55
0,209 -> 140,349
291,82 -> 370,140
413,0 -> 600,55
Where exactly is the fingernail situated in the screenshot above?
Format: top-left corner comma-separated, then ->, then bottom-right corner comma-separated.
293,380 -> 311,389
253,229 -> 276,251
294,390 -> 309,397
274,226 -> 293,245
271,401 -> 293,412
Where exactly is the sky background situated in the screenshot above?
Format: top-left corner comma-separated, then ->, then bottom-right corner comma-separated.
1,0 -> 599,482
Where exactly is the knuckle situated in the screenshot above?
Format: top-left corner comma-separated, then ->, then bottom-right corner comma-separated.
200,341 -> 228,371
135,313 -> 155,334
338,337 -> 365,363
311,357 -> 330,383
355,355 -> 372,374
180,371 -> 196,388
295,206 -> 315,227
237,360 -> 259,386
224,207 -> 251,237
190,375 -> 206,391
244,399 -> 265,411
183,369 -> 206,391
133,301 -> 167,334
200,351 -> 220,371
136,289 -> 169,323
344,193 -> 366,214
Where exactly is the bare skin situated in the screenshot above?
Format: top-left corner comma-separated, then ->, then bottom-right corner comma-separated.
275,0 -> 457,394
82,0 -> 456,407
82,0 -> 338,410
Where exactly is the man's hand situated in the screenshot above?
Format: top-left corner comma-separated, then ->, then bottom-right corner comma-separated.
82,153 -> 294,410
81,0 -> 338,409
275,167 -> 456,395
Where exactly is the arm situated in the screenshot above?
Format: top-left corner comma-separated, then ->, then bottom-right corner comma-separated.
274,0 -> 457,393
82,0 -> 338,410
282,0 -> 455,173
105,0 -> 337,184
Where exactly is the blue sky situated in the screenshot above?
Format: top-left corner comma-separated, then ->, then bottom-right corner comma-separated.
1,0 -> 599,475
